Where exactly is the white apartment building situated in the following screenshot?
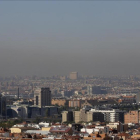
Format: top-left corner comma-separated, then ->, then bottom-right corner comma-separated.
90,109 -> 125,122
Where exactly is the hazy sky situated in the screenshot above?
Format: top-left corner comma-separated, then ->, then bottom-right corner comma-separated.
0,1 -> 140,76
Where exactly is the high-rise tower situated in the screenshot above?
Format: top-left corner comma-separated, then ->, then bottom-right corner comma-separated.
0,94 -> 6,119
34,88 -> 51,107
87,85 -> 92,95
69,72 -> 78,80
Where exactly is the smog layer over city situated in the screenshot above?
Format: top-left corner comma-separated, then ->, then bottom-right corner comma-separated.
1,1 -> 140,76
0,1 -> 140,140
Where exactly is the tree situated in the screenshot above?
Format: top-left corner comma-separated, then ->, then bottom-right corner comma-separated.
55,103 -> 59,107
34,117 -> 41,124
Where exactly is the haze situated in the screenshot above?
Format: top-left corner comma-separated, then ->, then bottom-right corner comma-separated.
0,1 -> 140,76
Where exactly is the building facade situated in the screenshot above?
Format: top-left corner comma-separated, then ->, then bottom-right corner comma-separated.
87,85 -> 92,95
51,99 -> 67,106
0,95 -> 6,119
69,100 -> 81,108
124,110 -> 140,124
62,109 -> 106,123
62,111 -> 73,123
90,108 -> 125,123
34,88 -> 51,107
69,72 -> 78,80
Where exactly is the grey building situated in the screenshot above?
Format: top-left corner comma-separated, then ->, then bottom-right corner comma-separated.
86,86 -> 108,95
62,109 -> 104,123
87,85 -> 92,95
73,110 -> 104,123
7,105 -> 28,119
62,111 -> 73,123
7,105 -> 58,119
34,88 -> 51,107
62,108 -> 124,123
90,108 -> 125,123
0,94 -> 6,119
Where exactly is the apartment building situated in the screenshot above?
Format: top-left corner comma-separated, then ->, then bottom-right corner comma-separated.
90,108 -> 125,123
34,88 -> 51,107
51,99 -> 67,106
62,109 -> 104,123
62,111 -> 73,123
124,110 -> 140,124
69,100 -> 81,108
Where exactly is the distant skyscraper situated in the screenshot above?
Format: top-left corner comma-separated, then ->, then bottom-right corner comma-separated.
87,85 -> 92,95
34,88 -> 51,107
69,72 -> 78,80
0,94 -> 6,119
